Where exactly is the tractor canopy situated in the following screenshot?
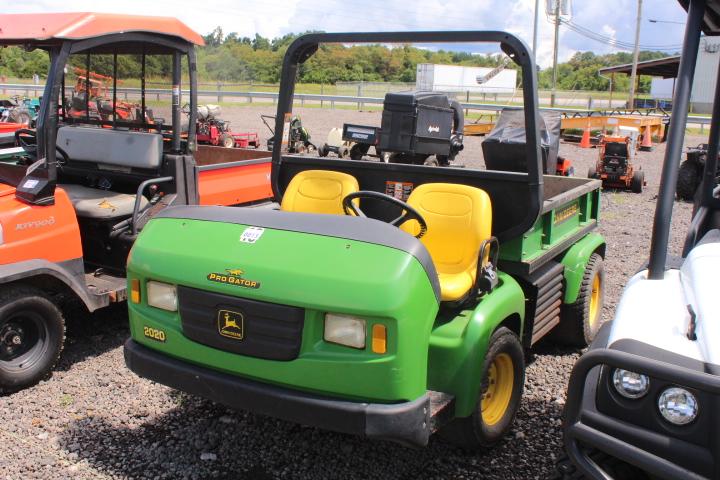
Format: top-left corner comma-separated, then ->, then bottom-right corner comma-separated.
0,12 -> 204,47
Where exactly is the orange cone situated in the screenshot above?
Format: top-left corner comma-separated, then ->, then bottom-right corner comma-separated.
579,126 -> 591,148
639,125 -> 654,151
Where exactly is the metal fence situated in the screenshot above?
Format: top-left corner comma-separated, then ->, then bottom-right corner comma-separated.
0,83 -> 711,130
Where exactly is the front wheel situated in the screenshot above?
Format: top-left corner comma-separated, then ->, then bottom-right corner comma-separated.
631,170 -> 644,193
220,133 -> 235,148
440,327 -> 525,449
552,253 -> 604,347
0,285 -> 65,393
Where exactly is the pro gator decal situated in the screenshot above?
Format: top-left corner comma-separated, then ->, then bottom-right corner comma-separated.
207,268 -> 261,289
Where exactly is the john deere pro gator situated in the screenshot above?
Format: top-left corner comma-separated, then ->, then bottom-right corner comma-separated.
124,31 -> 607,448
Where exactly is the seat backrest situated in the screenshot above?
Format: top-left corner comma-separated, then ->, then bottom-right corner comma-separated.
280,170 -> 359,215
401,182 -> 492,276
57,126 -> 162,170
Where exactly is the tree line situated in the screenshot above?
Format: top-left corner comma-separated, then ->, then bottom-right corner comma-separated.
0,27 -> 674,93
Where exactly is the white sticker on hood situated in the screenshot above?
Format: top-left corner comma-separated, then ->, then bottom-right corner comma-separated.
240,226 -> 265,244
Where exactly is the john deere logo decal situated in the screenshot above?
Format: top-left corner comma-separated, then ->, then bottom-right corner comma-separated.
207,268 -> 260,289
218,310 -> 244,340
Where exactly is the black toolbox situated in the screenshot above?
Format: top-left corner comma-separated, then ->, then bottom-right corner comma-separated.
378,91 -> 454,156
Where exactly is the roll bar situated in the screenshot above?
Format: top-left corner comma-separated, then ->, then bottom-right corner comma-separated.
270,31 -> 544,239
648,0 -> 705,278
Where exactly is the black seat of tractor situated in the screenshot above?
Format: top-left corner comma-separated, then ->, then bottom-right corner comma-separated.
56,125 -> 161,219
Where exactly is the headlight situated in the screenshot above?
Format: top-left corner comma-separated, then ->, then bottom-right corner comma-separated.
324,313 -> 366,349
146,281 -> 178,311
658,387 -> 698,425
612,369 -> 650,399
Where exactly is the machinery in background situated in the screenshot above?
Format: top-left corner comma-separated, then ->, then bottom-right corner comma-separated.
588,127 -> 645,193
676,143 -> 719,200
195,104 -> 259,148
0,95 -> 40,126
262,114 -> 316,154
483,108 -> 574,176
67,68 -> 152,124
328,91 -> 465,166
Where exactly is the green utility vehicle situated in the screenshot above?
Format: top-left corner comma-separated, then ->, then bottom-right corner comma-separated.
123,31 -> 606,448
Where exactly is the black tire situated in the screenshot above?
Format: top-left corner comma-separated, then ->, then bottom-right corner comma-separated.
631,170 -> 644,194
440,327 -> 525,449
220,133 -> 235,148
676,160 -> 701,200
318,144 -> 328,157
0,285 -> 65,393
552,253 -> 604,347
587,166 -> 597,179
553,450 -> 649,479
349,144 -> 364,160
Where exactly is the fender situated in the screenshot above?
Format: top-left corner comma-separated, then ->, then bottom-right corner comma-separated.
560,232 -> 606,304
427,272 -> 525,417
0,258 -> 107,311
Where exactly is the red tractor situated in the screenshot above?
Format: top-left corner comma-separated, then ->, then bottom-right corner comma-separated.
195,104 -> 259,148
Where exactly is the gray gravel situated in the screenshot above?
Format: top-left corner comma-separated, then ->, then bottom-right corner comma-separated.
0,105 -> 701,479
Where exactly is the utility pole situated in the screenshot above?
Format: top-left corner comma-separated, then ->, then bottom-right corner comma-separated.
628,0 -> 643,108
551,0 -> 561,107
533,0 -> 540,62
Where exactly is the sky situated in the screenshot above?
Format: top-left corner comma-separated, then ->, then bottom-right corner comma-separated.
3,0 -> 690,68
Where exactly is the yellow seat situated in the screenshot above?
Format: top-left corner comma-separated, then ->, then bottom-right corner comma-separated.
401,183 -> 493,302
280,170 -> 359,215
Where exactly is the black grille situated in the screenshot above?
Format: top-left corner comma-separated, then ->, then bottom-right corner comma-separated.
177,286 -> 305,361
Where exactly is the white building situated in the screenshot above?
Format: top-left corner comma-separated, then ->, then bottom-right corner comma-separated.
415,63 -> 517,94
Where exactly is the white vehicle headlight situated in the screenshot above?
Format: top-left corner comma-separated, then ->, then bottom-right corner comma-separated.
658,387 -> 698,425
324,313 -> 366,349
146,281 -> 178,312
612,369 -> 650,399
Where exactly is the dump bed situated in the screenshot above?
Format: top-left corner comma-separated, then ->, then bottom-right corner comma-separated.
499,175 -> 601,276
194,145 -> 273,206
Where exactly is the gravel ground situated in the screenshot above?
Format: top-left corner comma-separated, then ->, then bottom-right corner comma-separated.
0,105 -> 703,479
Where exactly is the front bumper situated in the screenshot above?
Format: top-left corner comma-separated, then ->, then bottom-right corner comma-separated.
124,339 -> 432,447
563,324 -> 720,480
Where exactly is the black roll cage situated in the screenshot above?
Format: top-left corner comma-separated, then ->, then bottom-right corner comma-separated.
18,32 -> 198,203
650,0 -> 720,276
271,31 -> 544,241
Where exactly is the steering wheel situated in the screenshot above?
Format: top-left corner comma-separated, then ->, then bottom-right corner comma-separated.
342,190 -> 427,238
14,129 -> 69,165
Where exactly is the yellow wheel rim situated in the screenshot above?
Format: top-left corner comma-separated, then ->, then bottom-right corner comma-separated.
589,274 -> 601,328
481,353 -> 514,426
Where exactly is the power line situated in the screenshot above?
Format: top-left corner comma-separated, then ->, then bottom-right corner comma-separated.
559,18 -> 682,51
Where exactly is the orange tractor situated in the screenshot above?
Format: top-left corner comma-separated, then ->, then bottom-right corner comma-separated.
588,129 -> 645,193
67,67 -> 151,124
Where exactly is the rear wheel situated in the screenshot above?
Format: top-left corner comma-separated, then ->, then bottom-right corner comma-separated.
631,170 -> 644,193
0,285 -> 65,393
440,327 -> 524,449
220,133 -> 235,148
676,160 -> 701,200
552,253 -> 604,347
318,144 -> 328,157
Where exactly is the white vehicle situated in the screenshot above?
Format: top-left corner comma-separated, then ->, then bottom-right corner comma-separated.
558,1 -> 720,479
